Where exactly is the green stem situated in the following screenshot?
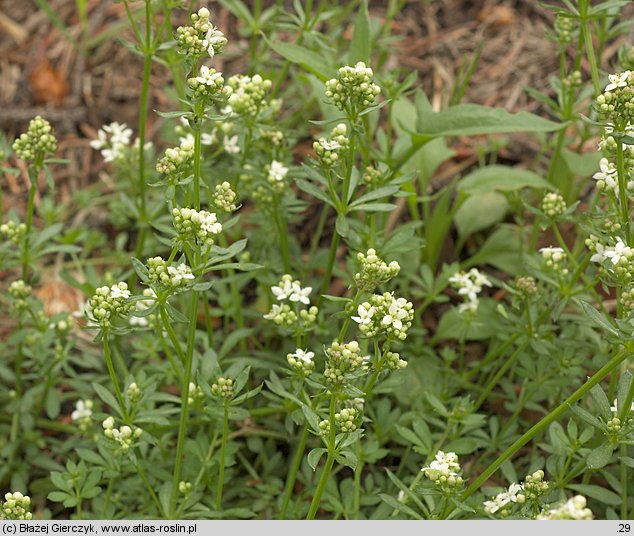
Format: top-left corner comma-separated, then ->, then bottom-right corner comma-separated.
616,141 -> 631,244
160,305 -> 187,365
453,347 -> 631,511
474,341 -> 529,410
102,331 -> 128,421
169,290 -> 199,517
135,461 -> 167,518
279,425 -> 309,519
215,402 -> 229,510
338,290 -> 362,343
21,179 -> 37,282
318,230 -> 340,307
580,7 -> 601,96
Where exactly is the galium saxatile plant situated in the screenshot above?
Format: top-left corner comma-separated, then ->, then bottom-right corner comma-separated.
8,0 -> 634,523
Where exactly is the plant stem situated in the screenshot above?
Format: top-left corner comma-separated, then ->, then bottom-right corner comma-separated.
102,331 -> 128,421
132,0 -> 153,265
279,425 -> 309,519
215,402 -> 229,511
453,347 -> 630,512
306,395 -> 337,519
135,461 -> 167,518
169,290 -> 199,517
21,178 -> 37,282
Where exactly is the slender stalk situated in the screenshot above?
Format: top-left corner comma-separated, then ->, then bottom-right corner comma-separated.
453,348 -> 630,511
135,461 -> 167,518
279,425 -> 309,519
102,331 -> 128,421
580,5 -> 601,96
306,395 -> 337,519
169,291 -> 199,517
216,403 -> 229,510
338,290 -> 362,343
21,179 -> 37,282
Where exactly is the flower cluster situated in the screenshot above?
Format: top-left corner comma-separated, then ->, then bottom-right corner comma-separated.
264,276 -> 319,329
226,74 -> 272,117
587,237 -> 634,280
147,257 -> 196,289
172,207 -> 223,247
313,123 -> 349,166
0,220 -> 26,243
0,492 -> 32,520
515,276 -> 538,299
102,417 -> 143,453
12,115 -> 57,162
175,7 -> 227,60
541,191 -> 567,218
127,382 -> 141,403
363,165 -> 382,187
188,382 -> 204,407
266,160 -> 289,191
71,399 -> 93,431
323,340 -> 367,386
325,62 -> 381,116
352,292 -> 414,340
8,280 -> 32,310
421,451 -> 465,495
537,495 -> 593,520
211,377 -> 234,399
187,65 -> 226,103
554,13 -> 575,45
354,248 -> 400,292
87,283 -> 132,327
539,246 -> 568,275
448,268 -> 492,314
213,181 -> 239,213
522,470 -> 549,501
287,348 -> 315,376
90,122 -> 133,163
335,407 -> 359,432
596,71 -> 634,126
156,137 -> 194,176
483,483 -> 526,516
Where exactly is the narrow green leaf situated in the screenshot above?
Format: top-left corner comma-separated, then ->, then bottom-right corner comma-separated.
586,443 -> 615,469
458,165 -> 552,195
349,0 -> 370,64
265,39 -> 331,81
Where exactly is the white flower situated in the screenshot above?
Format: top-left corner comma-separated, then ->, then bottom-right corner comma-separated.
593,157 -> 618,190
178,132 -> 195,147
484,483 -> 525,514
271,279 -> 293,301
263,304 -> 283,320
605,71 -> 631,92
223,134 -> 240,154
458,299 -> 479,314
289,282 -> 311,304
199,212 -> 222,234
195,65 -> 223,86
71,400 -> 93,421
610,398 -> 634,414
381,296 -> 409,330
290,349 -> 314,364
318,139 -> 342,151
352,303 -> 375,325
590,242 -> 607,263
268,160 -> 289,182
110,284 -> 131,300
603,239 -> 632,265
168,263 -> 196,283
202,128 -> 217,146
90,122 -> 133,162
421,451 -> 461,480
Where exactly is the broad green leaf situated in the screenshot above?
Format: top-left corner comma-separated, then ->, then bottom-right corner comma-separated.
454,192 -> 508,238
414,103 -> 563,138
265,39 -> 331,81
349,0 -> 370,64
589,384 -> 613,422
443,438 -> 480,455
566,484 -> 621,506
586,443 -> 615,469
465,225 -> 523,275
307,448 -> 327,471
458,165 -> 552,195
561,148 -> 602,177
575,300 -> 619,338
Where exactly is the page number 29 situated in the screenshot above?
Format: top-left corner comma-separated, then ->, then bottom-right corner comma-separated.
619,524 -> 631,532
